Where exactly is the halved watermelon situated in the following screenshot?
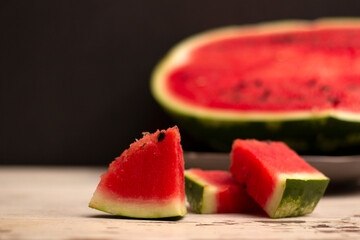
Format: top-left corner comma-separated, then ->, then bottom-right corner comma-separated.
230,139 -> 329,218
89,126 -> 187,218
151,18 -> 360,153
185,169 -> 261,214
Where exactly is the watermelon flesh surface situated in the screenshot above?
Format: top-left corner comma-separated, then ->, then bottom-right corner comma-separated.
151,20 -> 360,154
230,139 -> 329,218
168,28 -> 360,112
89,126 -> 187,218
185,169 -> 261,214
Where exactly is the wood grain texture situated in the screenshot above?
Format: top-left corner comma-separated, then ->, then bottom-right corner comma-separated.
0,167 -> 359,240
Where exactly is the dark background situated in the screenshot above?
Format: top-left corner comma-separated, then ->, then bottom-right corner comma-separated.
1,0 -> 360,165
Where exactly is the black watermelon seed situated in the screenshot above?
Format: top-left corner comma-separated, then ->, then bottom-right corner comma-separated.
254,79 -> 263,87
266,140 -> 272,145
236,82 -> 247,89
307,79 -> 317,87
320,85 -> 330,92
261,89 -> 271,101
242,184 -> 247,189
157,132 -> 165,142
328,97 -> 340,106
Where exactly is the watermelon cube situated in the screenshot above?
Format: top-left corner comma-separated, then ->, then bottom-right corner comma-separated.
230,139 -> 329,218
185,169 -> 261,214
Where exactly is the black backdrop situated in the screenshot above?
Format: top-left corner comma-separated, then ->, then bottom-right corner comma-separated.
1,0 -> 360,165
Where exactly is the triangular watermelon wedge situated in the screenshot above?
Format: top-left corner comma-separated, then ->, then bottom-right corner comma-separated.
89,126 -> 187,218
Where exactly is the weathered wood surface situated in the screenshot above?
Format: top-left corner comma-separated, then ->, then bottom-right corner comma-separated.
0,166 -> 359,240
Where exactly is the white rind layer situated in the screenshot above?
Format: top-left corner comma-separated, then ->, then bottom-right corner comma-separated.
89,190 -> 187,218
184,170 -> 218,214
201,186 -> 218,214
151,18 -> 360,123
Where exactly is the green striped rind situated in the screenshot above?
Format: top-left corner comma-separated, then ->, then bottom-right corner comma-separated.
150,18 -> 360,154
265,174 -> 329,218
89,190 -> 187,219
184,174 -> 205,213
169,112 -> 360,154
184,171 -> 217,214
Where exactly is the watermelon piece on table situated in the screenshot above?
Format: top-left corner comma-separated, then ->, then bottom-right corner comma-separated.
230,139 -> 329,218
151,18 -> 360,154
89,126 -> 187,219
185,169 -> 261,214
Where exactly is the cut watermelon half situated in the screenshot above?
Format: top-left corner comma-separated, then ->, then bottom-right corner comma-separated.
151,18 -> 360,153
230,139 -> 329,218
185,169 -> 261,214
89,126 -> 187,218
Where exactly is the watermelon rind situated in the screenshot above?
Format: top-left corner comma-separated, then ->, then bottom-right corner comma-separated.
150,18 -> 360,153
171,114 -> 360,153
265,173 -> 329,218
89,190 -> 187,219
184,170 -> 217,214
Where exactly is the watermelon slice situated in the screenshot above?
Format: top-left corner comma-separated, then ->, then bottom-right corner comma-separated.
151,18 -> 360,153
185,169 -> 261,214
89,126 -> 187,218
230,139 -> 329,218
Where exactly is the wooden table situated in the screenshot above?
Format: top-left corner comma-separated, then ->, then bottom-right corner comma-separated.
1,166 -> 360,240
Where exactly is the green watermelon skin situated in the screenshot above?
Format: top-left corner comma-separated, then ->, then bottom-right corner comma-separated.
230,139 -> 329,218
89,126 -> 187,219
171,112 -> 360,153
184,169 -> 261,214
151,18 -> 360,154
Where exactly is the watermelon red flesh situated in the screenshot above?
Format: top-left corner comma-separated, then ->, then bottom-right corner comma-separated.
230,139 -> 329,218
185,169 -> 261,213
102,133 -> 181,200
167,28 -> 360,112
89,126 -> 187,218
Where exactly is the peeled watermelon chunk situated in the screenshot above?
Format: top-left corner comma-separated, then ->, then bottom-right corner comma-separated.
185,169 -> 261,214
89,126 -> 187,219
230,139 -> 329,218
